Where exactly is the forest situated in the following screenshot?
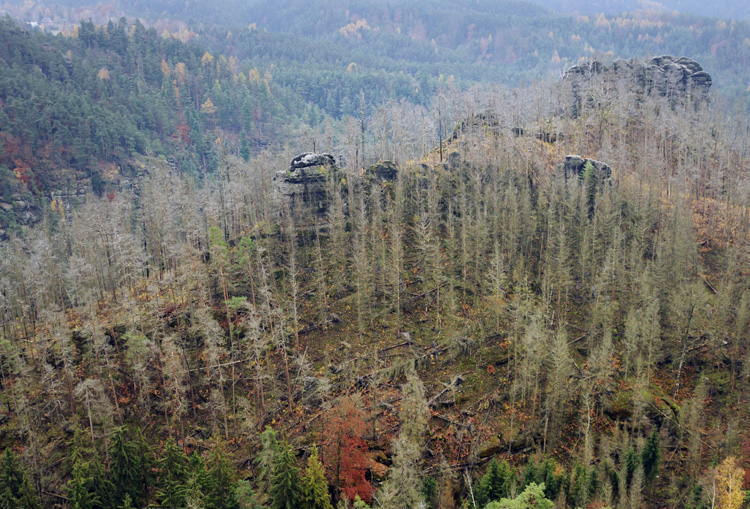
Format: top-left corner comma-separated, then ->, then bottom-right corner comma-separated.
1,0 -> 750,508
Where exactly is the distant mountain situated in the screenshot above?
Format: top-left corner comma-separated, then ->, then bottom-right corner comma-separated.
525,0 -> 750,20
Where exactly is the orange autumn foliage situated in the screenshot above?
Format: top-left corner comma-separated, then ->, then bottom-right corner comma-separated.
321,397 -> 373,503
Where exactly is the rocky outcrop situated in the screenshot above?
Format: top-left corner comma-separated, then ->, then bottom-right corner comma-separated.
564,55 -> 712,106
559,155 -> 612,182
368,160 -> 398,181
273,153 -> 338,221
290,152 -> 336,170
450,111 -> 500,141
0,194 -> 44,240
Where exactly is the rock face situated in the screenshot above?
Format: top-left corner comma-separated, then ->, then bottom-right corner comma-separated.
564,55 -> 712,106
559,155 -> 612,182
0,194 -> 43,239
368,160 -> 398,181
273,153 -> 338,221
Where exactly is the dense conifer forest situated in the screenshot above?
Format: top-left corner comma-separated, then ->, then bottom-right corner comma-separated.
1,1 -> 750,508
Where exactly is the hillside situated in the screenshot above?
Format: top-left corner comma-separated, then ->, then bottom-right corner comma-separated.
0,3 -> 750,509
4,1 -> 750,233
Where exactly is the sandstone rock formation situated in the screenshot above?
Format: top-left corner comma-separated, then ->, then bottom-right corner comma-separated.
559,155 -> 612,182
273,152 -> 338,221
368,160 -> 398,181
564,55 -> 712,106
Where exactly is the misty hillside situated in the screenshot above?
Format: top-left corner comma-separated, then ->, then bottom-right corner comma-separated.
525,0 -> 750,20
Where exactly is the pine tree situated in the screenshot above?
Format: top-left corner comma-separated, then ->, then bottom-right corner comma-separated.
0,449 -> 42,509
301,446 -> 333,509
270,440 -> 302,509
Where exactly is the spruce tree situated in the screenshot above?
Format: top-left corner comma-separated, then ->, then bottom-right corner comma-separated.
641,430 -> 661,484
0,449 -> 42,509
255,426 -> 280,501
65,427 -> 114,509
301,445 -> 333,509
184,451 -> 210,508
476,458 -> 513,506
205,441 -> 239,509
269,440 -> 302,509
109,426 -> 152,507
537,458 -> 563,501
624,446 -> 639,490
157,439 -> 189,508
484,482 -> 553,509
234,480 -> 264,509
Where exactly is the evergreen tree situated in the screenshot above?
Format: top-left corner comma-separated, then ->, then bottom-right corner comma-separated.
352,496 -> 372,508
65,427 -> 114,509
270,440 -> 302,509
641,430 -> 661,484
184,451 -> 210,508
484,482 -> 553,509
205,440 -> 239,509
567,464 -> 588,509
624,446 -> 639,490
476,458 -> 513,506
0,449 -> 42,509
234,480 -> 264,509
537,458 -> 563,501
157,439 -> 189,508
301,446 -> 333,509
255,426 -> 280,501
109,426 -> 153,507
421,476 -> 438,509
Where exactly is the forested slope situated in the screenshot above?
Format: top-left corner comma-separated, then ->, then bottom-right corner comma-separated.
1,39 -> 750,506
0,16 -> 317,228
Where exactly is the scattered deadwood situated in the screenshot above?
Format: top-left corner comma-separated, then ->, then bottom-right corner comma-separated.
432,413 -> 472,430
44,492 -> 69,502
378,332 -> 414,354
424,456 -> 491,475
702,275 -> 718,295
297,313 -> 343,335
569,327 -> 600,345
428,375 -> 465,408
420,345 -> 449,360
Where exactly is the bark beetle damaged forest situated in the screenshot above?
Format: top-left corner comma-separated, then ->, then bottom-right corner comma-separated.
1,1 -> 750,507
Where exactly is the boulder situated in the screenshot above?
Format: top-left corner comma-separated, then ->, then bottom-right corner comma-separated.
290,152 -> 336,170
368,160 -> 398,181
476,436 -> 504,458
559,155 -> 612,182
476,432 -> 534,458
